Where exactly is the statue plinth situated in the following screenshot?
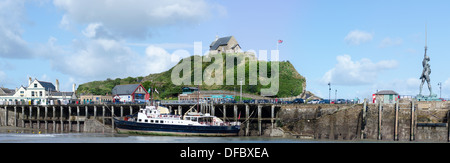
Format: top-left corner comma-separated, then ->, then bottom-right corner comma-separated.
416,94 -> 442,101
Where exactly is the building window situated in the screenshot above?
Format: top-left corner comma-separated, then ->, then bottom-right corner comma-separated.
39,91 -> 42,97
34,84 -> 37,88
31,91 -> 35,97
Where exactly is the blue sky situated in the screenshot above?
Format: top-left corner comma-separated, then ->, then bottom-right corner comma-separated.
1,0 -> 450,100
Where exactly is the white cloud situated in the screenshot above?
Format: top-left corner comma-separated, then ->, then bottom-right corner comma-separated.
344,30 -> 373,45
53,0 -> 224,39
143,46 -> 189,74
321,55 -> 398,85
40,36 -> 187,81
0,0 -> 31,58
379,37 -> 403,48
371,78 -> 421,95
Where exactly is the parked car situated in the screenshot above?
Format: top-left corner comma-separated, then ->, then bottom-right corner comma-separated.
319,99 -> 331,104
292,98 -> 305,104
335,99 -> 347,104
307,99 -> 320,104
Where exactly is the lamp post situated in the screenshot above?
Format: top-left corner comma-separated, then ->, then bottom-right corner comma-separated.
328,82 -> 331,104
438,82 -> 442,99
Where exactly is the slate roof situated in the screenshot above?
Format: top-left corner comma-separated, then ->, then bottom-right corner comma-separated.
210,36 -> 233,50
37,80 -> 56,91
51,92 -> 74,96
375,90 -> 398,95
112,84 -> 141,95
0,87 -> 15,96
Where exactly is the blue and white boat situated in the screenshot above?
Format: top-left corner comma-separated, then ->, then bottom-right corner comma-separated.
113,105 -> 241,136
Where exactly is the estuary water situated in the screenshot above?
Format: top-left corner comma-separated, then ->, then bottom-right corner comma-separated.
0,132 -> 321,143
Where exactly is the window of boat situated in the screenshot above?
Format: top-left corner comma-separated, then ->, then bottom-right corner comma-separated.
145,119 -> 148,123
160,120 -> 164,124
192,117 -> 197,121
138,119 -> 142,122
150,120 -> 154,123
186,117 -> 190,120
155,120 -> 159,123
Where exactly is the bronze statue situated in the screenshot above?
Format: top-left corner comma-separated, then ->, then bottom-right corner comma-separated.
419,26 -> 432,96
419,46 -> 431,96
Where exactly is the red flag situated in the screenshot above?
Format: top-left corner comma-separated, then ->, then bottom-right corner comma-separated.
238,112 -> 241,120
278,40 -> 283,44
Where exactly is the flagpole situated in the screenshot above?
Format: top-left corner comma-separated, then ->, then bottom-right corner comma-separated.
277,41 -> 279,51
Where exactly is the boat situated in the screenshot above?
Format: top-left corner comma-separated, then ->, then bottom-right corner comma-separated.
113,104 -> 241,136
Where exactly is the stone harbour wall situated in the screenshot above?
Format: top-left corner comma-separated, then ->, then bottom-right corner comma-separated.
277,101 -> 450,142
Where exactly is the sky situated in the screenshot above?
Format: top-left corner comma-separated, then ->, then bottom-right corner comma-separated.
0,0 -> 450,100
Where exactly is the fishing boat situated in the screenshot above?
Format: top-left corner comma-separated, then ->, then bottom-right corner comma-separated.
113,104 -> 241,136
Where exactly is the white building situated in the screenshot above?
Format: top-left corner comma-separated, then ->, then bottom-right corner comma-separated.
0,77 -> 77,105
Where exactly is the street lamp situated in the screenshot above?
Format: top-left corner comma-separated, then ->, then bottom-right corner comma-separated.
328,82 -> 331,104
438,82 -> 442,99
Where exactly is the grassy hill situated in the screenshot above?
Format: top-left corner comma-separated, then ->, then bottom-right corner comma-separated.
77,52 -> 306,99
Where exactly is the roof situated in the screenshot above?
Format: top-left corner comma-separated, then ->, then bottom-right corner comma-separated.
375,90 -> 398,95
112,84 -> 141,95
210,36 -> 233,50
51,92 -> 74,96
0,87 -> 15,96
37,80 -> 56,91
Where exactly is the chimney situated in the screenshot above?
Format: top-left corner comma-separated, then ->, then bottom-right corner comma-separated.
55,79 -> 60,92
72,83 -> 76,93
215,35 -> 219,41
28,77 -> 32,86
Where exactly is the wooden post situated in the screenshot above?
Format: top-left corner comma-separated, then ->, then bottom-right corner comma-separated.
271,105 -> 275,129
29,106 -> 32,128
378,102 -> 382,140
3,106 -> 7,126
411,100 -> 415,141
245,104 -> 249,136
77,106 -> 80,132
361,99 -> 367,139
223,105 -> 226,122
60,106 -> 64,133
211,101 -> 215,116
85,105 -> 88,119
258,105 -> 262,136
130,106 -> 133,117
45,106 -> 48,130
68,106 -> 72,132
21,106 -> 25,128
102,106 -> 105,133
94,106 -> 97,119
52,106 -> 56,132
234,105 -> 237,122
111,105 -> 115,132
447,111 -> 450,142
120,106 -> 124,118
14,106 -> 17,127
394,100 -> 399,141
37,106 -> 40,129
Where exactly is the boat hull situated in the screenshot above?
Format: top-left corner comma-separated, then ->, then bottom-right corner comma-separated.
113,118 -> 241,136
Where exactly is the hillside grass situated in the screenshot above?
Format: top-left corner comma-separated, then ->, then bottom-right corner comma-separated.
77,52 -> 305,98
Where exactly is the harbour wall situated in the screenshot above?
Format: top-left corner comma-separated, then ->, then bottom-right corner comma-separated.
1,101 -> 449,142
278,100 -> 450,142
